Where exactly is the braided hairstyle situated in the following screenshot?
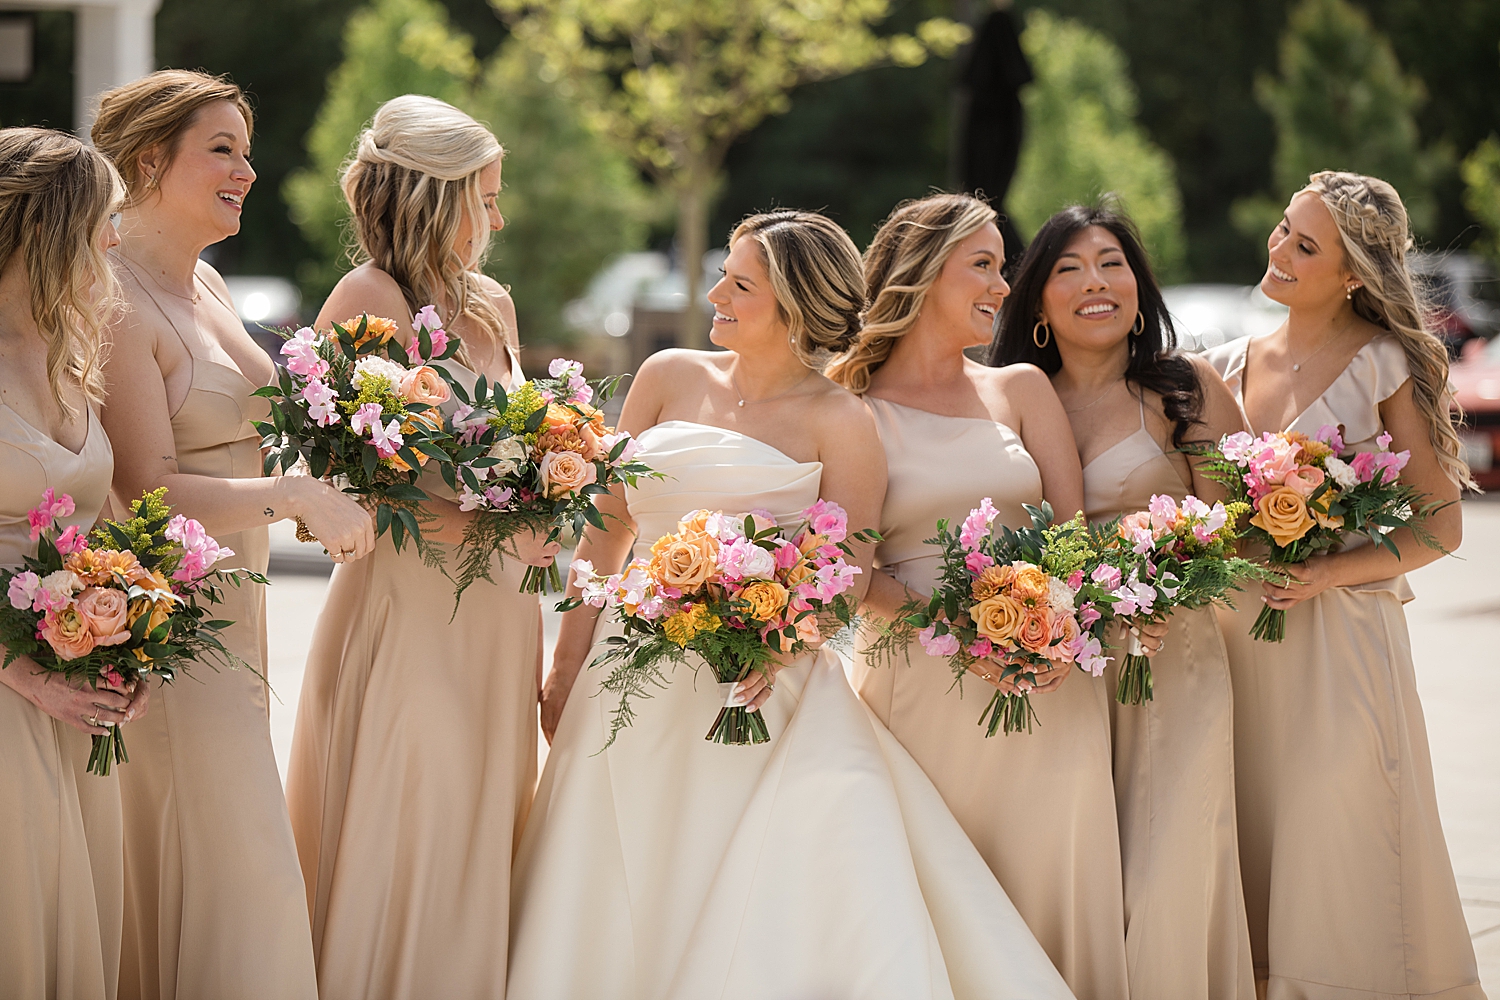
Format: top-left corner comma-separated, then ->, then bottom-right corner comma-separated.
0,128 -> 123,417
1304,170 -> 1474,489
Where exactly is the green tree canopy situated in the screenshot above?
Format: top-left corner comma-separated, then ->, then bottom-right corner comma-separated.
285,0 -> 649,342
1007,10 -> 1187,281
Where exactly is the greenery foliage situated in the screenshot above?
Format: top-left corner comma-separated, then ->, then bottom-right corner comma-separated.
1007,11 -> 1187,281
1462,136 -> 1500,269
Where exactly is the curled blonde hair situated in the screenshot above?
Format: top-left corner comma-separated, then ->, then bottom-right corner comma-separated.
729,211 -> 865,367
341,95 -> 506,363
826,193 -> 996,394
0,128 -> 123,417
91,69 -> 254,204
1304,170 -> 1474,489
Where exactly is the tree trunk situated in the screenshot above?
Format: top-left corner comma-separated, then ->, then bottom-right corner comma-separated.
676,181 -> 710,350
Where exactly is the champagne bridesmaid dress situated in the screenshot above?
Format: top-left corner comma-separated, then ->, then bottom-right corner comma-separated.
1083,394 -> 1255,1000
1208,334 -> 1483,1000
850,397 -> 1129,1000
0,405 -> 120,1000
285,344 -> 541,999
116,283 -> 317,1000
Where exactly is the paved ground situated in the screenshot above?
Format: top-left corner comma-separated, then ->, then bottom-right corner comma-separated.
263,503 -> 1500,992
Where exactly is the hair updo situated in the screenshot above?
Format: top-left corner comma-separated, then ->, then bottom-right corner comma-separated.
728,211 -> 865,367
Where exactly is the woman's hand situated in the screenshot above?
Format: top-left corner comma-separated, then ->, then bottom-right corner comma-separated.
10,662 -> 138,735
284,477 -> 376,564
539,666 -> 573,745
1130,617 -> 1169,657
1261,557 -> 1335,611
967,658 -> 1024,695
730,657 -> 788,713
513,529 -> 563,569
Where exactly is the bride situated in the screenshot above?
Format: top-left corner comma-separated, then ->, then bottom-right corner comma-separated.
509,210 -> 1073,999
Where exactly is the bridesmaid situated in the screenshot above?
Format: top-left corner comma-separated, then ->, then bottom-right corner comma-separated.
1206,171 -> 1481,998
989,204 -> 1255,999
283,95 -> 558,998
0,126 -> 148,1000
831,192 -> 1131,1000
92,71 -> 371,1000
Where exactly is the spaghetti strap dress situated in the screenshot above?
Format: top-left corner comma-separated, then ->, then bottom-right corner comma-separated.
1206,334 -> 1482,1000
1083,394 -> 1255,1000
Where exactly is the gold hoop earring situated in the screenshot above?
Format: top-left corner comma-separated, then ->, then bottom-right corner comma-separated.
1032,320 -> 1051,349
1131,313 -> 1145,336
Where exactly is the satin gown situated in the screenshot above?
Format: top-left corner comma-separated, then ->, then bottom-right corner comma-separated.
0,405 -> 120,1000
508,420 -> 1073,1000
116,281 -> 318,1000
1207,334 -> 1483,1000
850,398 -> 1129,1000
285,345 -> 541,999
1084,395 -> 1255,1000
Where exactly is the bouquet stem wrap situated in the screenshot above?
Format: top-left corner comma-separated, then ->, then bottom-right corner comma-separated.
708,667 -> 770,746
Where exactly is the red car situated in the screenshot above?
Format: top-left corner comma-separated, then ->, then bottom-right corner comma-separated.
1451,335 -> 1500,491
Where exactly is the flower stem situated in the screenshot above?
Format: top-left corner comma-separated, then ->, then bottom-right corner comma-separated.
1251,604 -> 1286,643
1115,653 -> 1154,705
978,690 -> 1036,736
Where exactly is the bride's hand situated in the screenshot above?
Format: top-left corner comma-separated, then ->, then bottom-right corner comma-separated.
967,658 -> 1022,695
514,529 -> 563,569
731,655 -> 791,713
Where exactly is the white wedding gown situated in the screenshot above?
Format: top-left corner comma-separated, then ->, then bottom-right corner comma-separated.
508,421 -> 1074,1000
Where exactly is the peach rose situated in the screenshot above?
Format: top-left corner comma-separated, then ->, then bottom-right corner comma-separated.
75,587 -> 131,646
1009,565 -> 1050,605
1046,613 -> 1080,663
971,593 -> 1025,646
573,406 -> 608,461
737,580 -> 789,621
127,595 -> 174,636
793,611 -> 822,644
1118,511 -> 1153,541
797,532 -> 829,556
539,450 -> 597,498
1282,465 -> 1325,498
541,403 -> 578,432
397,365 -> 450,406
1016,607 -> 1054,654
42,606 -> 95,660
648,530 -> 720,591
971,564 -> 1016,602
1250,486 -> 1316,547
678,509 -> 716,535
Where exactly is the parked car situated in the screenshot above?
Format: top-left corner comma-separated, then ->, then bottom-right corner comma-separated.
1162,284 -> 1289,352
1451,334 -> 1500,490
1411,251 -> 1500,357
222,275 -> 302,359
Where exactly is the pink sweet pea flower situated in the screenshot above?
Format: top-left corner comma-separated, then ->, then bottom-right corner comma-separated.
958,498 -> 1000,551
1316,424 -> 1345,454
1077,602 -> 1101,629
966,638 -> 994,659
350,402 -> 384,437
281,328 -> 329,379
53,524 -> 88,556
599,431 -> 638,465
1091,563 -> 1122,591
548,358 -> 583,380
300,379 -> 341,426
918,625 -> 960,658
965,550 -> 995,575
369,419 -> 404,459
27,488 -> 75,540
408,305 -> 449,361
1377,431 -> 1393,450
1067,569 -> 1084,591
1072,633 -> 1108,676
803,499 -> 849,544
773,541 -> 800,571
1350,448 -> 1410,486
1219,431 -> 1257,464
7,571 -> 40,611
1148,494 -> 1179,533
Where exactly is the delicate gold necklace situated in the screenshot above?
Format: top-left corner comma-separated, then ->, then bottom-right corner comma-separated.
116,252 -> 201,305
1064,377 -> 1123,414
730,369 -> 812,407
1289,314 -> 1356,373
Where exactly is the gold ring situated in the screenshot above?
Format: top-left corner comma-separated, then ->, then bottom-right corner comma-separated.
87,714 -> 99,727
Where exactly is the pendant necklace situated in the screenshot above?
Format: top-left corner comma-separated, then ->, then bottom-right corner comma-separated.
731,369 -> 812,407
1064,378 -> 1123,414
1290,314 -> 1356,373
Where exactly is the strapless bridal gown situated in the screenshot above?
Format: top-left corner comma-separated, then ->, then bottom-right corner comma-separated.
508,421 -> 1073,1000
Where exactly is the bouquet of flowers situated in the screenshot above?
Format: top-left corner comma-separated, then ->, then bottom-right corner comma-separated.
867,501 -> 1107,736
0,488 -> 263,775
1088,494 -> 1266,704
253,310 -> 457,556
1204,426 -> 1446,641
562,501 -> 879,747
445,356 -> 656,598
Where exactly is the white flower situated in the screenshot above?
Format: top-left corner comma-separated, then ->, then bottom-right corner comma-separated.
1324,455 -> 1358,490
39,569 -> 84,606
351,355 -> 409,390
738,544 -> 778,580
484,437 -> 528,480
1046,576 -> 1076,614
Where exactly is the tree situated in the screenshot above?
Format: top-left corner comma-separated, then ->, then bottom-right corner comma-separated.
1234,0 -> 1445,240
1006,10 -> 1187,281
284,0 -> 649,343
491,0 -> 968,348
1462,136 -> 1500,269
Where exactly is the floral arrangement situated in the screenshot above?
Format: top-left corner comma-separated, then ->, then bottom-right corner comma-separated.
1088,494 -> 1266,704
1203,426 -> 1445,641
562,501 -> 879,747
867,501 -> 1106,736
253,310 -> 457,556
446,355 -> 656,599
0,489 -> 263,775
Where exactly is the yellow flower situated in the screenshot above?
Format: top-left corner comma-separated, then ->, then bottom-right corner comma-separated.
688,602 -> 721,634
342,314 -> 399,348
737,580 -> 788,621
663,609 -> 700,647
971,593 -> 1025,646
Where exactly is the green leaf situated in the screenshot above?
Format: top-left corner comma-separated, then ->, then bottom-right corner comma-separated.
375,503 -> 393,536
362,444 -> 378,480
384,483 -> 428,502
310,448 -> 330,480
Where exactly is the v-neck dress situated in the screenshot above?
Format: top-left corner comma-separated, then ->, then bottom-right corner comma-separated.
1082,396 -> 1255,1000
1205,335 -> 1481,1000
0,405 -> 120,1000
114,275 -> 318,1000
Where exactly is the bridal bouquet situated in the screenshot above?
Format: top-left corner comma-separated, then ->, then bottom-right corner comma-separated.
253,310 -> 457,555
446,355 -> 656,599
1089,494 -> 1265,704
868,501 -> 1107,736
0,488 -> 262,775
562,501 -> 878,748
1203,426 -> 1445,642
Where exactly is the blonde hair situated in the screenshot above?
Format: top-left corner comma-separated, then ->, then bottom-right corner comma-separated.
341,95 -> 506,363
729,211 -> 864,367
0,128 -> 123,418
1304,170 -> 1474,489
91,69 -> 254,204
826,193 -> 996,394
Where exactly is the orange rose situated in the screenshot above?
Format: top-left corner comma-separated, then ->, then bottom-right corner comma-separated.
397,365 -> 450,406
75,587 -> 131,646
1016,607 -> 1054,654
970,564 -> 1016,602
1250,487 -> 1316,547
737,580 -> 789,621
42,606 -> 95,660
541,403 -> 578,432
1008,565 -> 1050,605
127,595 -> 173,636
678,510 -> 715,535
648,529 -> 720,592
971,593 -> 1025,646
573,406 -> 608,461
539,450 -> 597,498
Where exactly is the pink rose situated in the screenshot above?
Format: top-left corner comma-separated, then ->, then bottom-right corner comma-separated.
1282,465 -> 1325,497
75,587 -> 131,646
1250,436 -> 1302,485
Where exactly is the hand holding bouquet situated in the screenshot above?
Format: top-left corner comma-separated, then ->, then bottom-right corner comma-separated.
868,501 -> 1107,736
0,489 -> 263,775
1204,426 -> 1446,641
446,356 -> 657,599
1090,494 -> 1267,704
562,501 -> 878,748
